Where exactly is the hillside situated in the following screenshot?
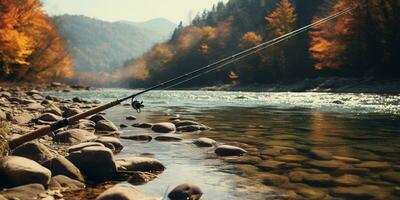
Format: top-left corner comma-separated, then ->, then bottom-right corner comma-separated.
118,18 -> 177,40
53,15 -> 176,72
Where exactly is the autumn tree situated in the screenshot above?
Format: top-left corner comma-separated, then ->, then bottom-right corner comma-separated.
265,0 -> 297,37
239,32 -> 262,49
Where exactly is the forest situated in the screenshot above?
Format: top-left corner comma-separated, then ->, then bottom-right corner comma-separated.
0,0 -> 72,82
116,0 -> 400,88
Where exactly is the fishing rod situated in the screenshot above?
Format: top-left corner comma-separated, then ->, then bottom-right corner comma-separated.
7,6 -> 357,149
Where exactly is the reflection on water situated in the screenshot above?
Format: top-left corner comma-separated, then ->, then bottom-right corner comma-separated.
49,89 -> 400,200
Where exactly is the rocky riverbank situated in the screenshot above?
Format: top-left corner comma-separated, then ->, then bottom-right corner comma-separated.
0,84 -> 248,200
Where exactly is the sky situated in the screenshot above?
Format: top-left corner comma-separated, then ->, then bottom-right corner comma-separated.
42,0 -> 228,24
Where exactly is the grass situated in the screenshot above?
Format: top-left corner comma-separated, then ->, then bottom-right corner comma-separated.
0,121 -> 10,156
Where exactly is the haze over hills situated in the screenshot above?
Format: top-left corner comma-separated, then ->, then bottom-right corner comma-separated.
53,15 -> 176,72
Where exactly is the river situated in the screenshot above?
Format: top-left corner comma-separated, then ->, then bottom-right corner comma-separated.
50,89 -> 400,200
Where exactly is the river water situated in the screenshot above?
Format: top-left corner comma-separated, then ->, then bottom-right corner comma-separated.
51,89 -> 400,200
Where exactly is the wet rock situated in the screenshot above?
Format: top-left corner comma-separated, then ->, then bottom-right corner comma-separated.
63,107 -> 83,117
334,174 -> 362,186
72,97 -> 85,103
95,137 -> 124,153
168,184 -> 203,200
66,146 -> 117,182
154,135 -> 182,142
335,167 -> 370,176
42,156 -> 84,182
44,104 -> 63,116
176,125 -> 209,132
126,172 -> 159,185
261,146 -> 297,157
89,114 -> 108,123
12,141 -> 54,164
193,137 -> 217,147
126,115 -> 137,120
380,171 -> 400,184
174,120 -> 200,127
330,185 -> 391,199
215,145 -> 247,156
333,156 -> 362,164
38,113 -> 62,122
151,122 -> 176,133
288,171 -> 309,182
308,160 -> 350,171
303,173 -> 334,186
96,183 -> 158,200
261,173 -> 289,186
132,123 -> 153,128
355,161 -> 391,170
309,149 -> 333,160
116,157 -> 165,172
257,160 -> 286,171
53,129 -> 97,143
223,156 -> 262,165
120,124 -> 128,128
73,119 -> 96,131
49,175 -> 85,190
95,131 -> 122,137
275,155 -> 308,162
68,142 -> 105,153
95,120 -> 119,132
121,135 -> 152,142
0,184 -> 45,199
0,156 -> 51,187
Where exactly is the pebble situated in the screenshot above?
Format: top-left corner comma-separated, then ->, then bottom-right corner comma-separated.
308,160 -> 350,171
215,145 -> 247,156
261,173 -> 289,186
355,161 -> 391,170
334,174 -> 362,186
333,156 -> 362,164
193,137 -> 217,147
154,135 -> 182,142
168,184 -> 203,200
151,122 -> 176,133
132,123 -> 153,128
275,155 -> 308,162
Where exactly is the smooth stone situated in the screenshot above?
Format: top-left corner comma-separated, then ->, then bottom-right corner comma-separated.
49,175 -> 85,190
95,137 -> 124,153
126,171 -> 159,185
0,110 -> 6,120
295,186 -> 327,200
256,160 -> 286,171
168,184 -> 203,200
44,104 -> 63,116
334,174 -> 362,186
0,184 -> 45,199
261,173 -> 289,186
63,107 -> 82,117
380,171 -> 400,184
309,149 -> 333,160
116,157 -> 165,172
66,146 -> 117,182
330,185 -> 391,199
355,161 -> 391,170
53,129 -> 97,143
154,135 -> 182,142
12,113 -> 34,124
174,120 -> 200,127
333,156 -> 362,164
0,156 -> 51,187
121,135 -> 152,142
275,155 -> 308,162
215,145 -> 247,156
308,160 -> 349,171
89,114 -> 108,123
176,125 -> 209,132
38,113 -> 62,122
223,156 -> 262,165
42,156 -> 84,182
96,183 -> 158,200
151,122 -> 176,133
73,119 -> 96,130
261,146 -> 297,157
68,142 -> 105,153
120,124 -> 128,128
12,141 -> 54,164
132,123 -> 153,128
193,137 -> 217,147
289,171 -> 309,182
335,167 -> 370,176
126,116 -> 137,120
26,103 -> 45,111
95,120 -> 119,132
303,173 -> 334,186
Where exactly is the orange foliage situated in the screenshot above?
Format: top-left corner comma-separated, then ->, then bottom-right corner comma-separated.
0,0 -> 73,82
266,0 -> 297,37
239,32 -> 263,48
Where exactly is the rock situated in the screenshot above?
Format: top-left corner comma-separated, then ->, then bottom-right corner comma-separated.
96,183 -> 158,200
174,120 -> 200,127
38,113 -> 62,122
42,156 -> 84,182
26,103 -> 45,111
53,129 -> 97,143
72,97 -> 85,103
73,119 -> 96,131
380,171 -> 400,184
120,124 -> 128,128
261,173 -> 289,186
44,104 -> 63,116
68,142 -> 105,153
67,146 -> 117,182
334,174 -> 362,186
121,135 -> 152,142
275,155 -> 308,162
333,156 -> 362,164
0,156 -> 51,187
151,122 -> 176,133
0,184 -> 45,199
64,107 -> 83,117
355,161 -> 391,170
308,160 -> 349,171
168,184 -> 203,200
257,160 -> 286,171
176,125 -> 209,132
126,172 -> 159,185
51,82 -> 63,87
215,145 -> 247,156
0,110 -> 6,120
12,113 -> 34,124
261,146 -> 298,157
309,149 -> 333,160
303,173 -> 334,186
295,186 -> 327,200
89,114 -> 108,123
95,120 -> 119,132
223,156 -> 262,165
95,137 -> 124,153
288,171 -> 309,182
331,185 -> 391,199
154,135 -> 182,142
193,137 -> 217,147
126,115 -> 137,120
116,157 -> 165,172
132,123 -> 153,128
49,175 -> 85,190
12,141 -> 54,164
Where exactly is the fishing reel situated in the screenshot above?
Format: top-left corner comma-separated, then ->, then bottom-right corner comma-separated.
131,98 -> 144,113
